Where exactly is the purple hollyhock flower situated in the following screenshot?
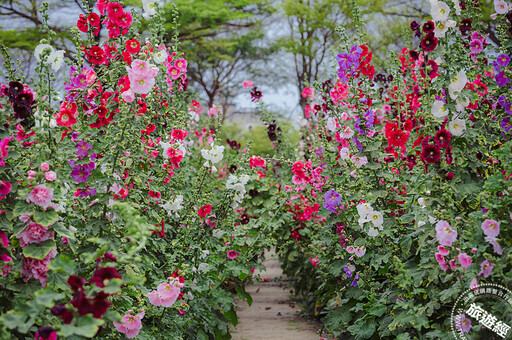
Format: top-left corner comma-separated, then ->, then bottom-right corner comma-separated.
501,118 -> 512,133
315,147 -> 325,157
496,71 -> 510,87
354,117 -> 364,134
353,136 -> 363,152
76,141 -> 93,158
337,52 -> 351,70
364,109 -> 375,128
496,54 -> 510,68
71,165 -> 91,183
324,189 -> 342,206
337,68 -> 349,83
78,186 -> 97,197
498,96 -> 509,107
350,273 -> 360,287
72,74 -> 87,90
343,265 -> 354,278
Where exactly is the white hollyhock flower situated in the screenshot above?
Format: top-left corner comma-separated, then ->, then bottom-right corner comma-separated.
452,0 -> 462,15
368,226 -> 379,237
201,144 -> 225,164
448,70 -> 468,99
428,215 -> 438,224
368,210 -> 384,227
434,19 -> 456,38
339,147 -> 350,160
153,49 -> 168,64
455,96 -> 470,112
448,118 -> 466,136
431,1 -> 450,21
34,44 -> 55,62
351,155 -> 368,167
47,50 -> 65,71
212,229 -> 224,238
495,0 -> 510,14
327,117 -> 339,132
142,0 -> 157,16
357,202 -> 374,218
163,195 -> 184,216
432,100 -> 449,118
418,198 -> 426,207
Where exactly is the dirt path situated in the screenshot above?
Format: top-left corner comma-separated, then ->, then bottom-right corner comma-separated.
232,249 -> 321,340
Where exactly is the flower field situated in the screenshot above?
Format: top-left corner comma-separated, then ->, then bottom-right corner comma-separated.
0,0 -> 511,339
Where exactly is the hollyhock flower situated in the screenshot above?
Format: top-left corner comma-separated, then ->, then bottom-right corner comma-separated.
87,46 -> 106,65
28,184 -> 54,210
457,252 -> 472,269
0,231 -> 8,248
35,326 -> 57,340
153,49 -> 168,64
157,282 -> 181,307
350,273 -> 360,287
17,222 -> 54,247
56,109 -> 77,127
431,1 -> 450,21
470,39 -> 483,54
495,71 -> 510,87
455,315 -> 472,333
76,141 -> 93,158
339,147 -> 350,160
481,219 -> 500,237
168,66 -> 181,80
142,0 -> 157,16
88,12 -> 100,27
448,70 -> 468,99
327,117 -> 339,132
0,181 -> 12,197
434,129 -> 451,148
129,74 -> 156,95
422,20 -> 435,33
459,19 -> 472,34
249,156 -> 266,168
121,89 -> 135,103
34,44 -> 54,62
227,250 -> 239,259
434,19 -> 456,37
478,259 -> 494,278
309,257 -> 319,267
174,58 -> 188,71
77,14 -> 88,32
107,2 -> 124,20
113,310 -> 145,339
346,246 -> 356,254
125,39 -> 141,54
351,155 -> 368,167
148,290 -> 162,306
437,245 -> 450,256
0,252 -> 12,262
469,278 -> 479,290
47,50 -> 65,72
355,246 -> 366,257
435,220 -> 457,246
242,80 -> 253,88
89,267 -> 121,288
198,204 -> 212,218
448,118 -> 466,136
20,249 -> 57,287
388,129 -> 409,148
495,0 -> 510,14
435,253 -> 450,271
421,33 -> 438,52
496,53 -> 510,67
501,118 -> 512,133
250,87 -> 262,102
0,136 -> 12,167
421,144 -> 441,163
368,211 -> 384,228
343,265 -> 354,278
410,20 -> 420,31
324,190 -> 342,207
485,236 -> 503,255
40,163 -> 50,171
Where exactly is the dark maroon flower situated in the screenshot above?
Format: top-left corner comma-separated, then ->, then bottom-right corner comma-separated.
35,326 -> 56,340
229,164 -> 238,174
445,172 -> 454,181
72,291 -> 111,318
435,129 -> 451,148
102,253 -> 118,262
409,50 -> 419,60
421,33 -> 438,52
67,275 -> 85,292
51,305 -> 73,324
459,19 -> 472,34
446,146 -> 453,165
250,87 -> 262,102
8,81 -> 24,97
240,214 -> 250,225
420,60 -> 439,79
15,92 -> 34,107
422,20 -> 435,33
89,267 -> 121,288
507,12 -> 512,23
421,144 -> 441,163
415,30 -> 422,39
410,20 -> 420,31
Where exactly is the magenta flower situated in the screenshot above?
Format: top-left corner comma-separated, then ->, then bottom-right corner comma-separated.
113,310 -> 144,339
478,259 -> 494,278
227,250 -> 239,259
457,252 -> 472,269
17,222 -> 54,247
481,219 -> 500,237
27,184 -> 54,210
44,171 -> 57,182
435,220 -> 457,246
435,252 -> 449,271
75,141 -> 93,158
0,252 -> 12,262
0,181 -> 12,196
485,236 -> 503,255
0,136 -> 12,167
455,314 -> 471,333
0,231 -> 8,248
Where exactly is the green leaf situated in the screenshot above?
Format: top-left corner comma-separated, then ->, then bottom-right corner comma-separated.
60,315 -> 104,337
348,322 -> 375,339
1,312 -> 28,330
49,254 -> 77,274
13,201 -> 33,217
35,287 -> 65,307
33,209 -> 59,227
0,219 -> 13,231
368,304 -> 387,317
389,311 -> 415,331
102,278 -> 123,294
52,222 -> 76,239
22,240 -> 55,260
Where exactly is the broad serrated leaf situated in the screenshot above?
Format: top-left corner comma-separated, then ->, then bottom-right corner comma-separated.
13,201 -> 33,217
33,209 -> 59,227
60,315 -> 104,337
22,240 -> 55,260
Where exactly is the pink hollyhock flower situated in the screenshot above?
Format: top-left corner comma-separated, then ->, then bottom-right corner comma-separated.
168,66 -> 181,80
20,248 -> 57,287
346,245 -> 356,254
40,163 -> 50,172
128,73 -> 156,95
454,314 -> 472,333
242,80 -> 253,88
0,136 -> 13,167
157,282 -> 180,307
45,171 -> 57,182
227,250 -> 239,259
351,155 -> 368,167
435,220 -> 457,246
0,252 -> 12,262
435,252 -> 450,271
148,290 -> 162,306
0,181 -> 12,196
457,252 -> 472,269
208,104 -> 221,118
28,184 -> 54,210
469,278 -> 479,290
309,256 -> 319,266
17,222 -> 54,247
485,236 -> 503,255
35,327 -> 58,340
198,204 -> 212,218
249,156 -> 266,168
113,310 -> 145,339
481,219 -> 500,237
355,246 -> 366,257
0,231 -> 8,248
174,58 -> 187,71
478,259 -> 494,278
437,245 -> 450,256
302,87 -> 314,98
1,264 -> 10,275
121,89 -> 135,103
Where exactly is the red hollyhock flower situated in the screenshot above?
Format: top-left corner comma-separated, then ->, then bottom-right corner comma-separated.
87,13 -> 100,27
89,267 -> 121,288
422,20 -> 435,33
125,39 -> 140,54
421,144 -> 441,163
56,109 -> 77,127
87,46 -> 106,65
420,59 -> 439,79
435,128 -> 451,148
106,20 -> 120,39
122,50 -> 132,65
118,11 -> 132,28
77,14 -> 88,32
198,204 -> 212,218
388,129 -> 410,148
149,191 -> 161,198
172,129 -> 188,140
421,33 -> 438,52
107,2 -> 124,20
94,106 -> 107,118
67,275 -> 85,292
446,146 -> 453,165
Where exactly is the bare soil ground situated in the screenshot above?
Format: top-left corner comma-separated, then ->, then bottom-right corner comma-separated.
232,250 -> 321,340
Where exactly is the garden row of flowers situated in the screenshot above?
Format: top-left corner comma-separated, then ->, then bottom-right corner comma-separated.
274,0 -> 512,338
0,1 -> 286,339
